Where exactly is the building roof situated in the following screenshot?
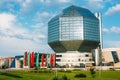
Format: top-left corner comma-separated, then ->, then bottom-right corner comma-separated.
15,55 -> 24,59
62,5 -> 97,18
49,5 -> 97,22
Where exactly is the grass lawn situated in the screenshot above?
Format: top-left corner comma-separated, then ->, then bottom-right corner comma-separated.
0,69 -> 120,80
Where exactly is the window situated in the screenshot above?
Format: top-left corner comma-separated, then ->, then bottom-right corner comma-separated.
89,59 -> 92,61
56,59 -> 61,62
83,17 -> 99,42
102,58 -> 105,61
111,51 -> 119,63
85,54 -> 89,57
78,59 -> 80,61
56,55 -> 62,57
60,17 -> 83,40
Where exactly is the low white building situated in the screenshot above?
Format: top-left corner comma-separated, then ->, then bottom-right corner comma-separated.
102,48 -> 120,67
56,51 -> 94,68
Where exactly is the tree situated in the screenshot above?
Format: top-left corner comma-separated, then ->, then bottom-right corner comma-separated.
90,67 -> 96,78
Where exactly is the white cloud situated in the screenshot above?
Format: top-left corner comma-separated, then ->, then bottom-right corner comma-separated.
22,0 -> 31,8
34,11 -> 51,23
103,26 -> 120,48
0,13 -> 53,57
36,11 -> 50,18
86,0 -> 104,10
1,14 -> 28,39
104,41 -> 120,48
105,4 -> 120,15
19,0 -> 41,15
0,13 -> 46,41
58,0 -> 71,3
0,37 -> 52,57
104,0 -> 111,2
110,26 -> 120,33
102,28 -> 109,33
0,0 -> 22,14
0,13 -> 16,29
37,0 -> 73,8
39,0 -> 71,4
39,0 -> 51,3
103,26 -> 120,34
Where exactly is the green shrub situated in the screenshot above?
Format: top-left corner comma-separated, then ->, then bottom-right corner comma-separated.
52,76 -> 59,80
90,67 -> 96,78
73,69 -> 81,71
34,67 -> 39,70
61,75 -> 70,80
59,70 -> 71,73
52,75 -> 70,80
74,73 -> 87,78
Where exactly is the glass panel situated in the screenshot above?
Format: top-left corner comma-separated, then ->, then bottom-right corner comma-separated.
83,17 -> 100,42
60,17 -> 83,40
48,18 -> 59,42
111,51 -> 119,63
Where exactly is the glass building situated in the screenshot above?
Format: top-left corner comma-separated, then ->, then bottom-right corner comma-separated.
48,5 -> 101,67
48,5 -> 100,52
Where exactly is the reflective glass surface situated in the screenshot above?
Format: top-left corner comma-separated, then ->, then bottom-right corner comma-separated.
111,51 -> 119,63
60,17 -> 83,40
48,18 -> 59,42
48,5 -> 100,52
83,17 -> 100,42
62,5 -> 97,19
48,5 -> 100,43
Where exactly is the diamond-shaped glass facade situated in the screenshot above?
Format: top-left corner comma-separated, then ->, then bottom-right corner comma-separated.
48,5 -> 100,52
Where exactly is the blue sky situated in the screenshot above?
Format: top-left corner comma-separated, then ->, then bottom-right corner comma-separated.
0,0 -> 120,57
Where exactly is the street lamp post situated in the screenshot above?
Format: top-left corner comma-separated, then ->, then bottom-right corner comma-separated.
56,67 -> 57,77
99,44 -> 102,78
0,57 -> 2,71
55,64 -> 58,77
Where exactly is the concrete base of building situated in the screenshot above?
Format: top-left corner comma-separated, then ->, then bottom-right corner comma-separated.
95,66 -> 120,70
56,51 -> 94,68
